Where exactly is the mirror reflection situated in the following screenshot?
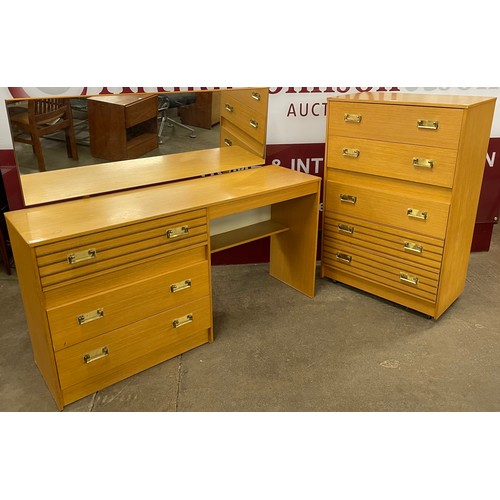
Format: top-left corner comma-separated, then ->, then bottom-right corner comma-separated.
6,90 -> 222,175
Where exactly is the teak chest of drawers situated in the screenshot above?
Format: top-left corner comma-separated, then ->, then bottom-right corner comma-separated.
321,93 -> 496,319
6,152 -> 320,409
220,87 -> 269,158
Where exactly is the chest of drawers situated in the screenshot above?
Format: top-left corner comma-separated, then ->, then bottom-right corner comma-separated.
321,93 -> 496,319
220,87 -> 268,158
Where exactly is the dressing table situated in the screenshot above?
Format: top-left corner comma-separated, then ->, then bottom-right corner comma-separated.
6,146 -> 320,409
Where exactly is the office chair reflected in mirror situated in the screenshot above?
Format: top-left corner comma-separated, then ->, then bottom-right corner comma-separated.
8,98 -> 79,172
157,93 -> 197,144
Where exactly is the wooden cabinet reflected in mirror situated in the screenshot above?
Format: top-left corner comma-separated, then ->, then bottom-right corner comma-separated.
5,88 -> 269,179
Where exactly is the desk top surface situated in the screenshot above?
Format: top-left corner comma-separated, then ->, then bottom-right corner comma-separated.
20,146 -> 266,207
8,165 -> 320,246
86,94 -> 157,106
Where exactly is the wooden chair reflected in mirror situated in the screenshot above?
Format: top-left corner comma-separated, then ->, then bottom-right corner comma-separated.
8,98 -> 79,172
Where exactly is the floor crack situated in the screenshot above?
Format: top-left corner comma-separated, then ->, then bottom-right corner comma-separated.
175,355 -> 183,412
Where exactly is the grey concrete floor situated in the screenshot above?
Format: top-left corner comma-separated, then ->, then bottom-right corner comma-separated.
1,227 -> 499,412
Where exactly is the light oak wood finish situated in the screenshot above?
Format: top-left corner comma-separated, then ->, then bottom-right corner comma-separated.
322,92 -> 496,319
220,88 -> 269,158
21,146 -> 265,206
6,163 -> 320,409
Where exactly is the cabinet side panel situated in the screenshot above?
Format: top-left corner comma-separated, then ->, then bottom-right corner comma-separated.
5,220 -> 63,408
436,100 -> 496,317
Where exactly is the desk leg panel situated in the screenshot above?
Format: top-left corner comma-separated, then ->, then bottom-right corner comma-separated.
270,193 -> 320,297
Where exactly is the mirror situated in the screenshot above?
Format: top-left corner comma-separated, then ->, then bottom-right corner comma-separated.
6,89 -> 226,175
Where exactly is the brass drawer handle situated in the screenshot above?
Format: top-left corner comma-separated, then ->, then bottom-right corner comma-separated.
342,148 -> 360,158
407,208 -> 428,220
340,194 -> 357,204
403,241 -> 423,254
417,119 -> 439,130
172,313 -> 193,328
224,103 -> 234,112
251,91 -> 261,101
83,346 -> 109,364
170,279 -> 192,293
67,248 -> 97,264
249,119 -> 259,129
400,272 -> 419,286
77,308 -> 104,325
224,138 -> 232,146
337,223 -> 354,234
166,226 -> 189,238
344,113 -> 362,123
335,252 -> 352,263
413,157 -> 434,169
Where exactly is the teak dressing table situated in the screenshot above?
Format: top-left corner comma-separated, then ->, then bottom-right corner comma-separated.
6,146 -> 320,409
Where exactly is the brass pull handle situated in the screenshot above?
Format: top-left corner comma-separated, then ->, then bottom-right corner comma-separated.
407,208 -> 428,220
166,226 -> 189,238
67,248 -> 97,264
342,148 -> 360,158
403,241 -> 423,254
77,308 -> 104,325
413,157 -> 434,169
83,346 -> 109,364
170,279 -> 192,293
224,138 -> 233,146
335,252 -> 352,263
344,113 -> 362,123
400,272 -> 419,286
172,313 -> 193,328
251,91 -> 261,101
249,119 -> 258,129
337,223 -> 354,235
340,194 -> 357,204
417,119 -> 439,130
224,103 -> 234,112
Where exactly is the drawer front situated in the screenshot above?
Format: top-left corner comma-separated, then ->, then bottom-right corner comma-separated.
55,296 -> 211,391
223,88 -> 269,116
327,136 -> 458,188
325,180 -> 450,239
48,260 -> 210,351
322,239 -> 439,303
36,210 -> 207,289
323,213 -> 444,271
220,94 -> 267,144
125,94 -> 157,128
219,124 -> 265,158
328,102 -> 463,149
44,245 -> 207,308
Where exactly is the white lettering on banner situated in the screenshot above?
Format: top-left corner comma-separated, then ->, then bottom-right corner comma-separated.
487,152 -> 496,167
272,158 -> 323,175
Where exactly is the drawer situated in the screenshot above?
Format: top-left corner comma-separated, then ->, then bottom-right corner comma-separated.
327,102 -> 463,149
47,260 -> 210,351
325,180 -> 450,239
36,210 -> 208,289
323,213 -> 444,271
220,124 -> 265,158
45,245 -> 207,308
55,296 -> 211,391
124,94 -> 158,128
220,94 -> 267,144
322,239 -> 439,303
223,88 -> 269,116
327,136 -> 458,188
